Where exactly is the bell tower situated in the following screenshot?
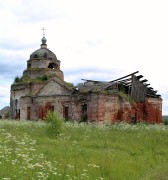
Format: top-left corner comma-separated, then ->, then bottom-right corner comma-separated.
23,28 -> 64,80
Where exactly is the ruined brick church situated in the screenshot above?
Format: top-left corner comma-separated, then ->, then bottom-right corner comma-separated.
10,33 -> 162,123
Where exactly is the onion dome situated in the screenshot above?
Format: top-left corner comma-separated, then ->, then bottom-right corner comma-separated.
41,36 -> 47,45
30,34 -> 57,61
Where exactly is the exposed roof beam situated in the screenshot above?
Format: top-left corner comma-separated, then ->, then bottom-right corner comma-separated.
137,75 -> 143,79
118,78 -> 132,83
109,71 -> 139,83
148,87 -> 154,90
81,79 -> 104,83
141,79 -> 148,83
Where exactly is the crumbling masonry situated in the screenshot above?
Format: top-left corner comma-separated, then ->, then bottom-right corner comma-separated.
10,35 -> 162,123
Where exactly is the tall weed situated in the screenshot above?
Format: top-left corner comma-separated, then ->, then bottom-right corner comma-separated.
45,111 -> 63,138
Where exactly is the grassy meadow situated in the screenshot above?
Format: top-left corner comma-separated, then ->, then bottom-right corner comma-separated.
0,120 -> 168,180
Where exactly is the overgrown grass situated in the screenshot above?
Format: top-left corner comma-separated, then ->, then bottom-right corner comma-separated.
0,120 -> 168,179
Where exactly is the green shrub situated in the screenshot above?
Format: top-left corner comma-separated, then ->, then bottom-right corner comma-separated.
64,81 -> 74,87
5,111 -> 10,119
14,76 -> 21,83
41,75 -> 48,81
163,118 -> 168,125
45,111 -> 63,138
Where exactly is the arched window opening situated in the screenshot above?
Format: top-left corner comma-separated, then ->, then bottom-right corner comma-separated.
43,53 -> 47,58
27,107 -> 31,120
34,54 -> 38,58
27,63 -> 31,69
48,63 -> 55,69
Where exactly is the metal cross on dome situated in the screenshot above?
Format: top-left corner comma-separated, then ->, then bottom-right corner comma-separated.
42,27 -> 46,36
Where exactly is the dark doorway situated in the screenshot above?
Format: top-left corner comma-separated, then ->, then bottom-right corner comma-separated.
81,104 -> 87,122
41,109 -> 44,120
50,105 -> 54,112
45,103 -> 54,112
63,106 -> 69,120
130,114 -> 136,124
27,107 -> 31,120
15,109 -> 20,120
18,109 -> 20,120
43,103 -> 54,120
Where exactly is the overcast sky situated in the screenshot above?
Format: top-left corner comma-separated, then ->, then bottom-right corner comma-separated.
0,0 -> 168,115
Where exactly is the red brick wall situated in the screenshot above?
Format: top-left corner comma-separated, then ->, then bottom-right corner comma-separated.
144,98 -> 162,123
69,94 -> 162,124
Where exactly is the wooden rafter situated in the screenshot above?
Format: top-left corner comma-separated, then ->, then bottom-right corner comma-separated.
109,71 -> 139,83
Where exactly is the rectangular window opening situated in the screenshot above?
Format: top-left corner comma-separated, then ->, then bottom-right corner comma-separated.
63,106 -> 69,121
81,104 -> 88,122
27,107 -> 31,120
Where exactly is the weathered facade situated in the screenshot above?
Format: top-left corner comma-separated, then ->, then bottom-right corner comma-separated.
10,34 -> 162,123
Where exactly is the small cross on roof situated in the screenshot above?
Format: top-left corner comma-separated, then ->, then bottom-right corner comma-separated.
42,27 -> 46,36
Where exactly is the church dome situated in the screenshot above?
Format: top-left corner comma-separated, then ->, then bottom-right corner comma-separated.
30,33 -> 57,61
30,47 -> 57,60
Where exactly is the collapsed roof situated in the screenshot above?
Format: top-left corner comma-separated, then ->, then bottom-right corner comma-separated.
74,71 -> 161,102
